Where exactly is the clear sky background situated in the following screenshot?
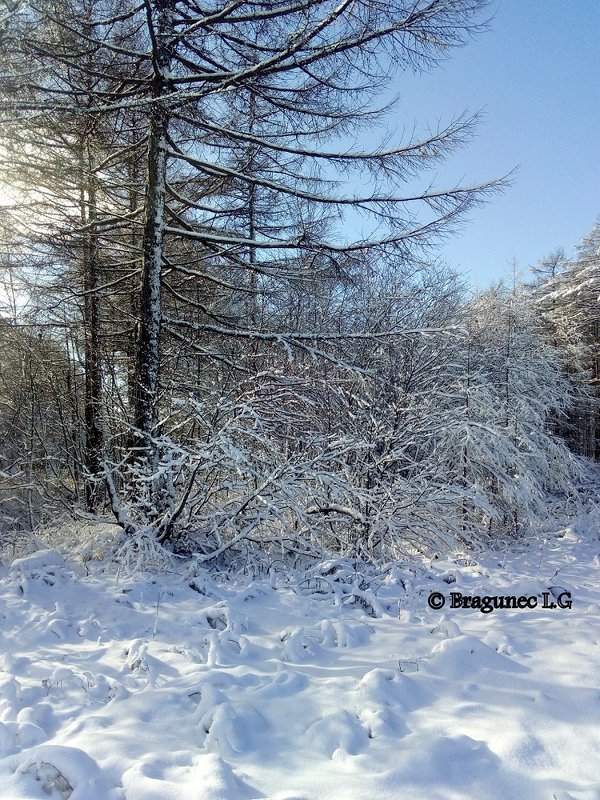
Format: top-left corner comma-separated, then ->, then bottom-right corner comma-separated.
394,0 -> 600,288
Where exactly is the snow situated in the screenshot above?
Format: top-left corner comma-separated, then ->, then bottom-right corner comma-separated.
1,523 -> 600,799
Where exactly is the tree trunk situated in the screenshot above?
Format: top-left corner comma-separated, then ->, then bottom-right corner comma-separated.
132,0 -> 175,464
80,141 -> 103,511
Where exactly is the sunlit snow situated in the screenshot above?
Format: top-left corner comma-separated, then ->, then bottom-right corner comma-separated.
1,520 -> 600,799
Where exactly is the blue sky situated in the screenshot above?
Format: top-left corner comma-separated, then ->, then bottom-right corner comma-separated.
393,0 -> 600,287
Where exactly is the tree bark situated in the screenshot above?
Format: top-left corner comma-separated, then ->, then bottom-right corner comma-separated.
132,0 -> 175,463
80,141 -> 103,511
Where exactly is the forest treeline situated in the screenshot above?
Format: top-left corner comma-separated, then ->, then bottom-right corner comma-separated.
0,0 -> 597,565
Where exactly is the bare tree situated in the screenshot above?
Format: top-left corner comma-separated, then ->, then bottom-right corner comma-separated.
0,0 -> 512,551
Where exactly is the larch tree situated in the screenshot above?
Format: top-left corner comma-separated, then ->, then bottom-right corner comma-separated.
0,0 -> 509,551
535,220 -> 600,459
0,0 -> 151,508
132,0 -> 500,496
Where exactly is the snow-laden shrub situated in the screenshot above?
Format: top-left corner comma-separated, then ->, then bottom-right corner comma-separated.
105,283 -> 587,570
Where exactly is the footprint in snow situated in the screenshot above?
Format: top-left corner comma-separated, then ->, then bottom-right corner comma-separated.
121,751 -> 262,800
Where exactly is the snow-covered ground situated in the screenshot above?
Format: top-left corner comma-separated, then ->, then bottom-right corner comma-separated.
1,519 -> 600,799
